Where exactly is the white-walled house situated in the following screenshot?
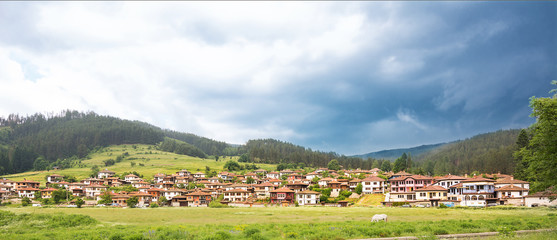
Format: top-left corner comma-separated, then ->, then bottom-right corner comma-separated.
296,190 -> 320,206
223,189 -> 250,202
460,177 -> 496,207
524,191 -> 557,207
434,175 -> 466,189
18,187 -> 39,198
98,170 -> 115,179
362,176 -> 386,194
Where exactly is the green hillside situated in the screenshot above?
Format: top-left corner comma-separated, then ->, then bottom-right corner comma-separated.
353,143 -> 446,160
0,110 -> 232,175
0,144 -> 276,184
413,129 -> 521,176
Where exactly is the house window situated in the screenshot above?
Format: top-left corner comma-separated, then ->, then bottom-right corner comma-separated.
420,193 -> 426,197
277,193 -> 286,199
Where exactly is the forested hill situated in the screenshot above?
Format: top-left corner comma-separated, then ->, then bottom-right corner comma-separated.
163,130 -> 230,156
412,129 -> 521,176
353,143 -> 446,160
242,139 -> 374,169
0,110 -> 228,175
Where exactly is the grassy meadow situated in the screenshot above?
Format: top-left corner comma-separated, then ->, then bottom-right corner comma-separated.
1,206 -> 556,239
0,144 -> 278,184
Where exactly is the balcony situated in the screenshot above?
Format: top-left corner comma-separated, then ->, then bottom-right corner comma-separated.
463,189 -> 494,194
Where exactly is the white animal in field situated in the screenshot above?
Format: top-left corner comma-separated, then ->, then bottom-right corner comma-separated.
371,214 -> 388,222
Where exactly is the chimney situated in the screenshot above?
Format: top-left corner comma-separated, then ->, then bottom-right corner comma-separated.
511,176 -> 514,181
465,174 -> 468,178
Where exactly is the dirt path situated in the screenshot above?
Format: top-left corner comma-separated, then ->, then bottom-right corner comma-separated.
353,228 -> 555,240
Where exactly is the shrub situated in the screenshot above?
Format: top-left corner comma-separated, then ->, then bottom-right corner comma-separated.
150,203 -> 159,208
76,198 -> 85,208
209,201 -> 230,208
21,197 -> 31,206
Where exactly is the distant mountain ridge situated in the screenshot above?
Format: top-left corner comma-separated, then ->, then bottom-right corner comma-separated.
353,143 -> 447,160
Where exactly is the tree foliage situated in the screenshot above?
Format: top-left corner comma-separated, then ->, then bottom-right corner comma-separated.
515,82 -> 557,192
327,159 -> 340,171
163,130 -> 230,156
158,138 -> 207,158
413,129 -> 521,175
0,110 -> 164,175
242,139 -> 375,169
127,196 -> 139,208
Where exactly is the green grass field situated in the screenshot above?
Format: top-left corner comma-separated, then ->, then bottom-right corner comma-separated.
1,206 -> 556,239
0,144 -> 277,184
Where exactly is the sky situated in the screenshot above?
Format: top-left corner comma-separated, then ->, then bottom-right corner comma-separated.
0,2 -> 556,155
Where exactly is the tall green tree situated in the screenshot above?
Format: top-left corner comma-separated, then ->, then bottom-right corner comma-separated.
327,159 -> 340,171
127,196 -> 139,208
515,81 -> 557,192
513,129 -> 531,180
380,160 -> 392,172
393,153 -> 408,173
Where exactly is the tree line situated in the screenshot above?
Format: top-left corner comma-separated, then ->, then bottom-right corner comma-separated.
240,139 -> 379,169
163,130 -> 230,156
408,129 -> 521,176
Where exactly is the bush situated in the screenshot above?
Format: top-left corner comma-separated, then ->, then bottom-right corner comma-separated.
150,203 -> 159,208
76,198 -> 85,208
209,201 -> 230,208
21,197 -> 31,206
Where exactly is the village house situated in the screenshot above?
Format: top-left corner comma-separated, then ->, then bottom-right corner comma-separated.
389,175 -> 434,193
82,178 -> 104,185
524,190 -> 557,207
434,175 -> 466,189
163,188 -> 184,200
269,178 -> 283,186
16,179 -> 40,190
305,172 -> 320,180
253,182 -> 275,199
103,177 -> 123,187
348,178 -> 362,190
279,169 -> 295,178
495,185 -> 529,206
0,190 -> 9,200
153,173 -> 166,183
18,187 -> 40,198
124,174 -> 142,183
270,187 -> 295,204
129,192 -> 152,207
111,193 -> 129,206
46,174 -> 64,183
223,189 -> 250,202
414,185 -> 449,207
132,181 -> 151,189
327,179 -> 342,193
318,177 -> 334,187
362,176 -> 386,194
266,172 -> 280,179
185,191 -> 211,207
147,188 -> 164,202
218,172 -> 234,181
296,190 -> 320,206
177,169 -> 191,177
208,177 -> 220,183
495,177 -> 530,190
0,179 -> 16,189
460,177 -> 496,207
41,188 -> 57,199
0,183 -> 13,194
286,181 -> 309,192
97,169 -> 115,179
193,172 -> 205,179
84,184 -> 108,198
